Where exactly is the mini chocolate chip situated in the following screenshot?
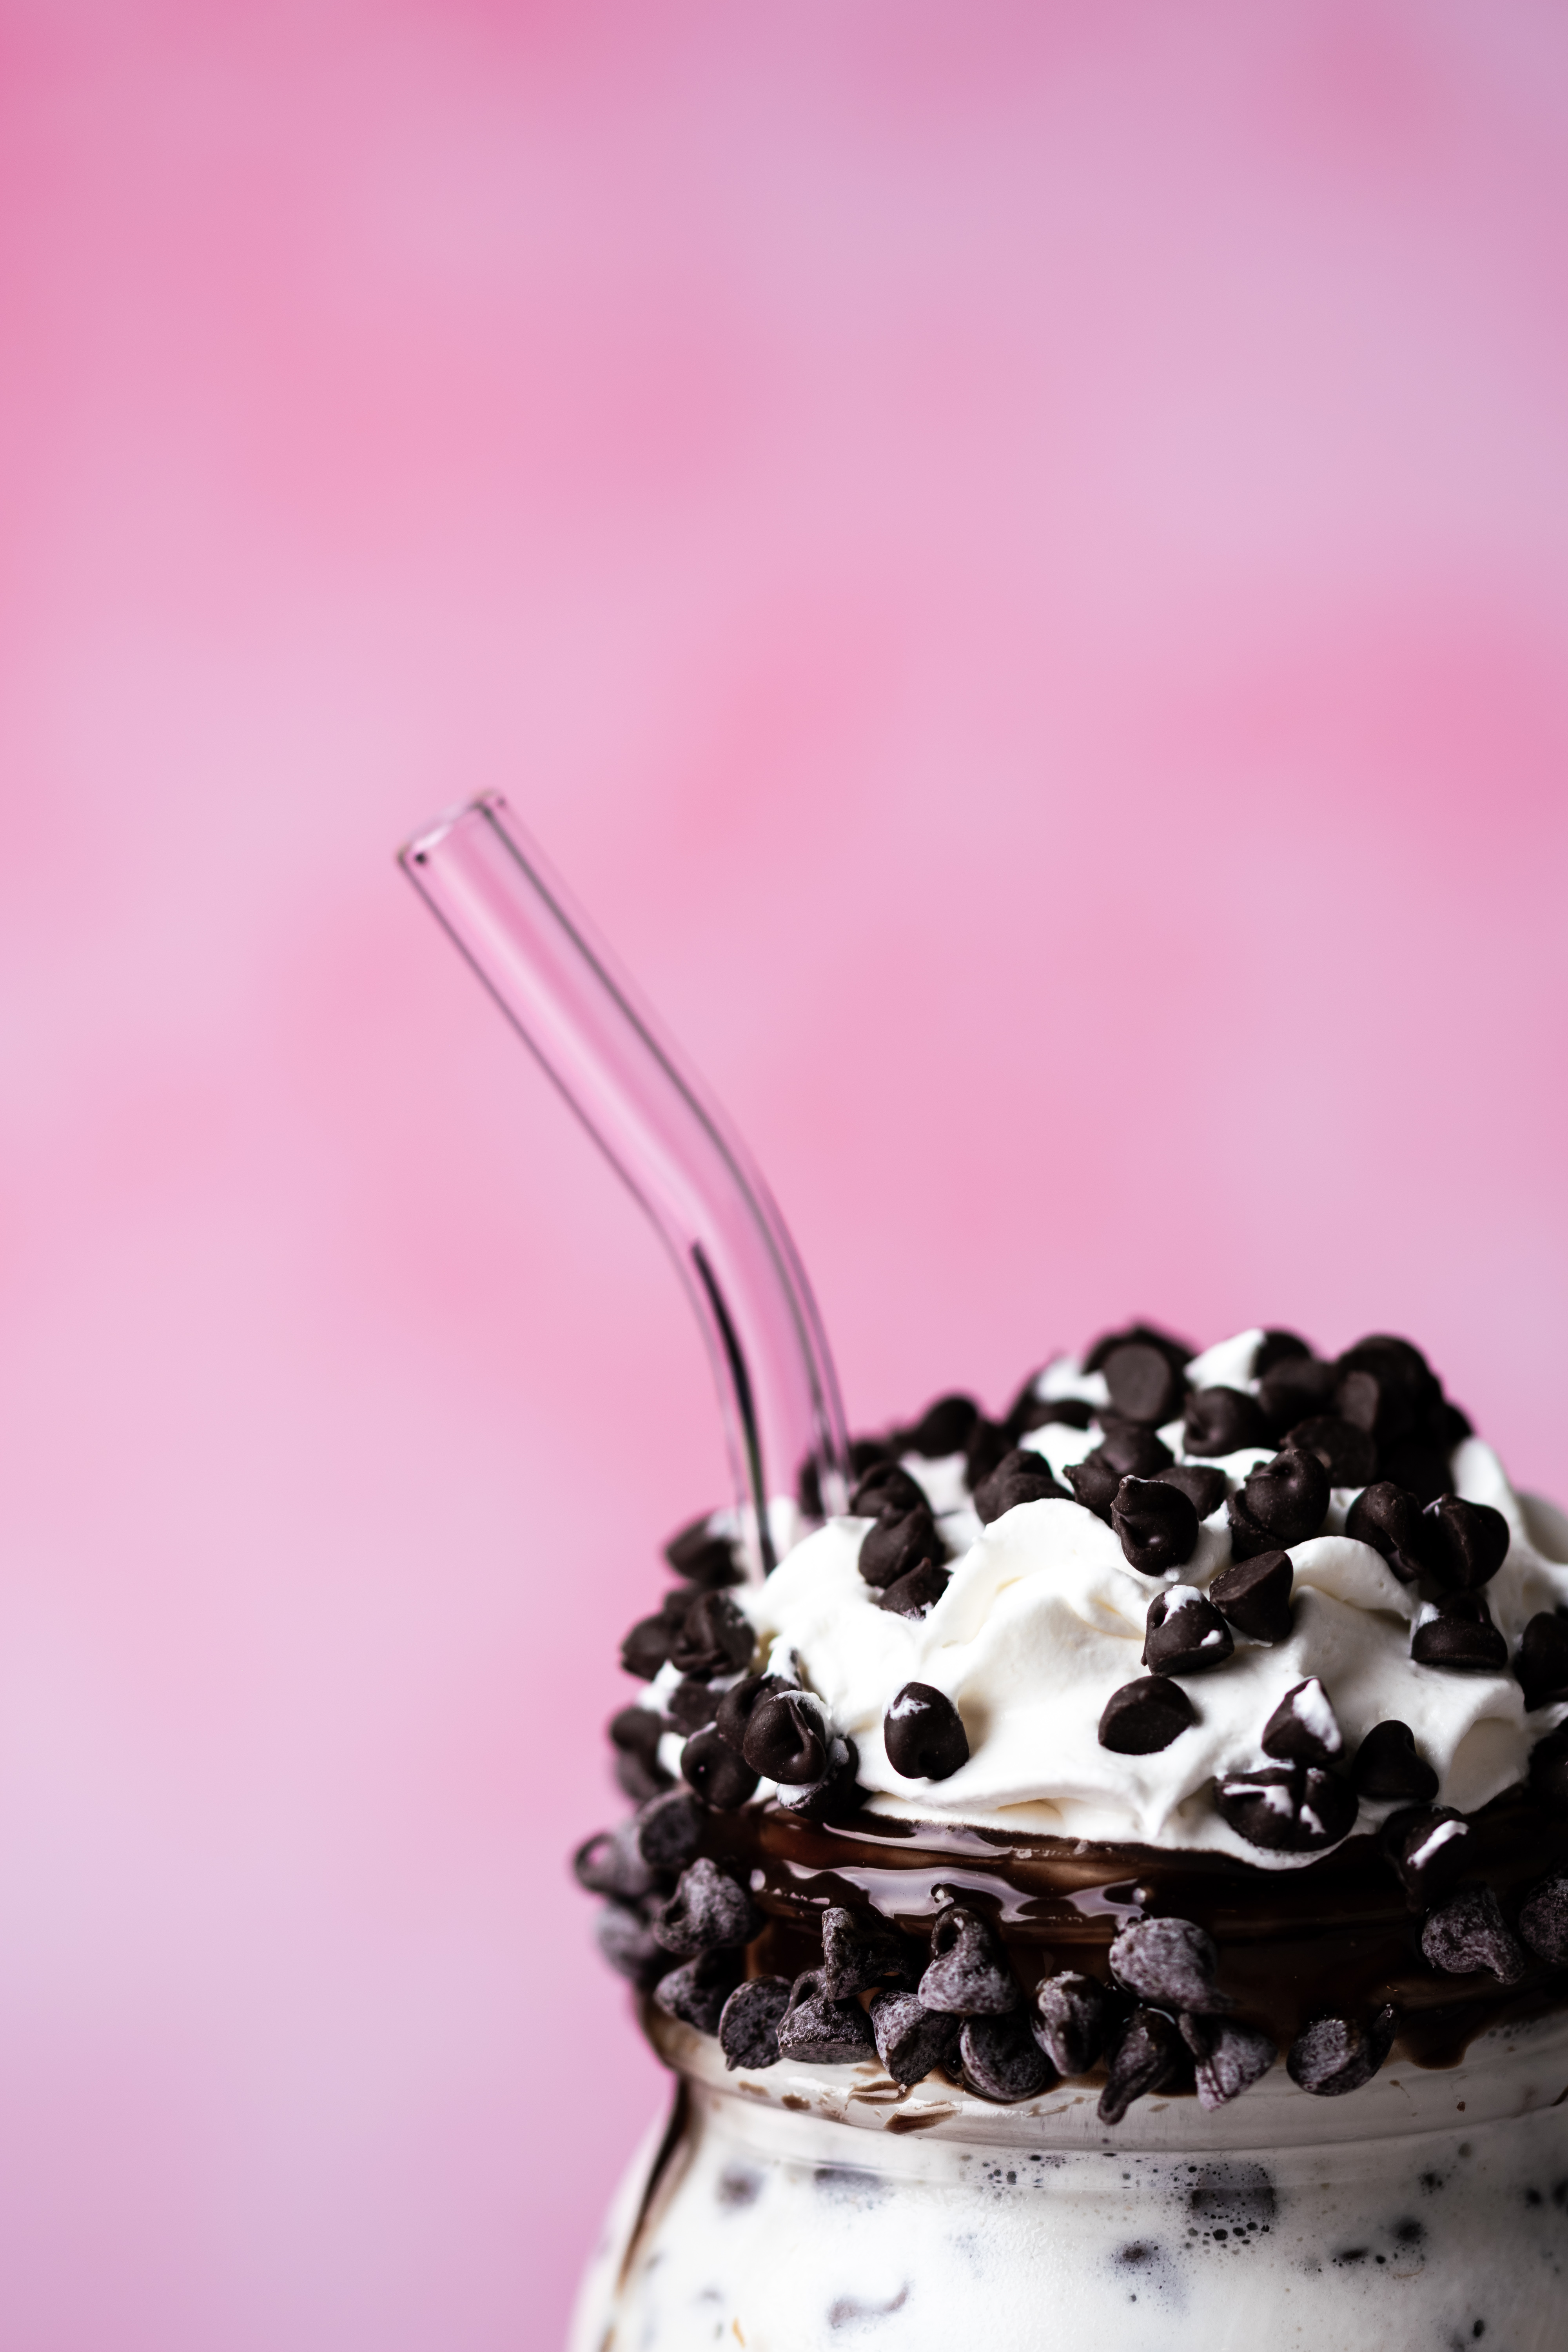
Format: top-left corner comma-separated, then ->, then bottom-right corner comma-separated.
858,1505 -> 943,1591
669,1590 -> 755,1680
918,1904 -> 1019,2016
773,1734 -> 862,1823
905,1393 -> 980,1458
680,1727 -> 762,1810
1285,1415 -> 1379,1488
964,1417 -> 1011,1490
820,1905 -> 916,2000
664,1514 -> 745,1588
1421,1886 -> 1529,1985
776,1968 -> 877,2063
632,1788 -> 707,1873
1098,2007 -> 1187,2126
718,1975 -> 792,2070
1382,1806 -> 1470,1907
619,1590 -> 693,1681
1065,1452 -> 1123,1521
573,1823 -> 660,1902
1344,1483 -> 1426,1582
608,1705 -> 671,1801
652,1857 -> 761,1956
742,1690 -> 829,1784
1113,1476 -> 1200,1576
1377,1437 -> 1453,1506
1225,1492 -> 1278,1563
1516,1613 -> 1568,1711
1261,1676 -> 1343,1768
666,1676 -> 722,1735
1336,1334 -> 1437,1414
1518,1871 -> 1568,1967
1209,1548 -> 1294,1644
1351,1720 -> 1439,1803
1255,1329 -> 1313,1376
1411,1592 -> 1508,1671
1419,1495 -> 1511,1592
1183,1387 -> 1268,1457
972,1447 -> 1068,1524
1238,1448 -> 1330,1544
1084,1322 -> 1194,1376
1154,1462 -> 1229,1519
1180,2015 -> 1276,2111
884,1682 -> 970,1780
876,1557 -> 951,1617
1009,1388 -> 1094,1437
1287,2005 -> 1396,2096
1096,1419 -> 1176,1476
1531,1720 -> 1568,1811
714,1673 -> 793,1754
849,1461 -> 927,1519
1334,1366 -> 1412,1445
596,1898 -> 678,1989
960,2013 -> 1056,2102
848,1436 -> 893,1476
1257,1354 -> 1338,1437
1110,1917 -> 1229,2014
1104,1342 -> 1185,1428
1142,1586 -> 1234,1676
1099,1676 -> 1197,1754
654,1946 -> 744,2032
1033,1971 -> 1110,2077
869,1989 -> 961,2086
1215,1762 -> 1357,1854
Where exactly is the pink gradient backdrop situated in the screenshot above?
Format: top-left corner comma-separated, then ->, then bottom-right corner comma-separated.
4,3 -> 1568,2343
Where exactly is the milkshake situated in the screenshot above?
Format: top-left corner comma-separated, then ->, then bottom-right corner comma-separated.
571,1325 -> 1568,2348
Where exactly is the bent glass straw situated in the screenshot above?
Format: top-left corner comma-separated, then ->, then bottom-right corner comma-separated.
398,794 -> 849,1573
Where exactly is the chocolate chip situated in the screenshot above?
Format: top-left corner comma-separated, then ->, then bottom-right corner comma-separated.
905,1393 -> 980,1458
775,1969 -> 877,2063
849,1462 -> 927,1519
1209,1548 -> 1294,1644
1410,1592 -> 1508,1671
1112,1477 -> 1200,1576
632,1788 -> 707,1873
1261,1677 -> 1343,1768
1287,2005 -> 1396,2096
1183,1387 -> 1268,1457
964,1417 -> 1011,1490
1065,1452 -> 1122,1521
1236,1448 -> 1330,1545
1421,1886 -> 1529,1985
679,1728 -> 759,1810
1254,1329 -> 1313,1376
1377,1437 -> 1453,1506
1008,1387 -> 1094,1438
1032,1971 -> 1111,2077
773,1734 -> 862,1823
664,1514 -> 744,1588
1096,1420 -> 1176,1477
608,1704 -> 671,1801
1224,1494 -> 1277,1563
1382,1806 -> 1470,1906
1154,1462 -> 1229,1519
596,1898 -> 678,1989
869,1990 -> 961,2086
654,1946 -> 745,2032
1351,1720 -> 1438,1804
1110,1917 -> 1229,2014
718,1975 -> 792,2070
666,1677 -> 722,1735
1531,1720 -> 1568,1811
1419,1495 -> 1511,1592
669,1590 -> 755,1680
1098,1676 -> 1197,1754
742,1690 -> 829,1784
1180,2015 -> 1276,2111
876,1557 -> 951,1618
1215,1762 -> 1357,1853
1142,1586 -> 1234,1676
1343,1483 -> 1426,1582
1098,2008 -> 1187,2126
820,1905 -> 916,1999
573,1823 -> 660,1902
1285,1415 -> 1378,1488
1257,1354 -> 1338,1438
1516,1613 -> 1568,1711
849,1435 -> 893,1477
960,2013 -> 1056,2102
1335,1336 -> 1439,1439
1518,1871 -> 1568,1968
619,1590 -> 693,1681
972,1447 -> 1068,1524
918,1904 -> 1019,2016
1104,1342 -> 1185,1428
1084,1323 -> 1193,1377
858,1505 -> 943,1591
884,1682 -> 970,1780
713,1673 -> 793,1754
652,1857 -> 761,1956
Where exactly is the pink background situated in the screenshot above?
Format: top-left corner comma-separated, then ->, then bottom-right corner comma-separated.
5,4 -> 1568,2345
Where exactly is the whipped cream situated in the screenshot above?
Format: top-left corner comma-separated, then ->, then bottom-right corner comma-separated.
701,1331 -> 1568,1868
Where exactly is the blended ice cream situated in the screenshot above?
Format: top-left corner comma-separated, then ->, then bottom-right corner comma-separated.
571,1325 -> 1568,2348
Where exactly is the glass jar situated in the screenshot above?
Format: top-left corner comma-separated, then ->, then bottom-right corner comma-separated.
572,2002 -> 1568,2350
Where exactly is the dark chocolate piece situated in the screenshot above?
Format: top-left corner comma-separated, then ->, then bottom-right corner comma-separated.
1032,1971 -> 1110,2077
718,1975 -> 792,2070
1421,1885 -> 1529,1985
679,1726 -> 759,1809
619,1590 -> 693,1681
1083,1322 -> 1193,1376
773,1733 -> 862,1822
883,1682 -> 970,1780
776,1968 -> 877,2063
820,1904 -> 916,2000
1098,1676 -> 1197,1754
1154,1461 -> 1229,1519
573,1822 -> 659,1902
1103,1342 -> 1185,1428
653,1946 -> 744,2033
1180,2014 -> 1276,2111
1065,1452 -> 1122,1521
1209,1548 -> 1294,1644
1343,1482 -> 1426,1583
905,1393 -> 979,1458
1518,1871 -> 1568,1967
1096,1419 -> 1176,1477
1377,1437 -> 1453,1506
714,1673 -> 793,1754
1351,1719 -> 1439,1803
1183,1386 -> 1267,1457
875,1557 -> 951,1617
632,1788 -> 707,1873
595,1899 -> 677,1990
651,1857 -> 761,1956
964,1417 -> 1011,1491
1112,1476 -> 1200,1576
1516,1612 -> 1568,1711
1419,1495 -> 1510,1592
1005,1378 -> 1093,1438
664,1514 -> 744,1588
1215,1762 -> 1357,1854
1382,1806 -> 1470,1906
1285,1415 -> 1378,1489
1287,2004 -> 1396,2096
669,1590 -> 755,1679
849,1461 -> 927,1519
1110,1916 -> 1229,2014
918,1904 -> 1019,2016
1236,1447 -> 1330,1545
742,1690 -> 829,1784
608,1704 -> 671,1801
1531,1720 -> 1568,1811
1254,1328 -> 1313,1375
972,1447 -> 1067,1524
1257,1353 -> 1338,1436
1098,2007 -> 1187,2126
1410,1591 -> 1508,1671
1261,1677 -> 1343,1768
858,1504 -> 943,1591
869,1989 -> 962,2086
1142,1586 -> 1234,1676
665,1676 -> 722,1735
960,2013 -> 1056,2102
